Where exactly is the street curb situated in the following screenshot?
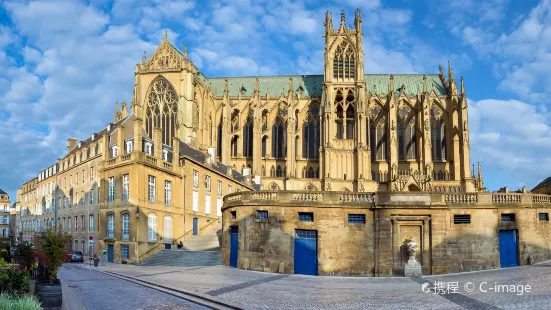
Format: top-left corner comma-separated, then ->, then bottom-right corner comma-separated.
61,281 -> 88,310
84,266 -> 244,310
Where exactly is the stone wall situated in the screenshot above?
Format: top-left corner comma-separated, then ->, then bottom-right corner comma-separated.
222,191 -> 551,276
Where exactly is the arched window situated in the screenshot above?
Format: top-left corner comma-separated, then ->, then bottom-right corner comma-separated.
302,167 -> 307,178
107,214 -> 114,238
335,90 -> 355,139
231,109 -> 240,132
231,136 -> 239,157
270,166 -> 275,177
302,107 -> 320,159
307,167 -> 315,178
261,165 -> 266,176
261,110 -> 268,132
333,41 -> 355,80
243,110 -> 253,158
398,106 -> 416,160
276,165 -> 283,177
261,136 -> 267,157
431,107 -> 446,161
370,117 -> 387,161
145,76 -> 178,145
272,106 -> 287,159
217,116 -> 223,160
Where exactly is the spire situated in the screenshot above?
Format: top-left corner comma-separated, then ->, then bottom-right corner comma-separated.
163,29 -> 168,41
256,78 -> 260,93
354,9 -> 362,33
448,61 -> 455,83
142,51 -> 147,65
114,101 -> 120,122
325,11 -> 332,33
340,9 -> 346,31
422,74 -> 427,94
288,77 -> 293,95
477,162 -> 483,184
183,44 -> 187,60
388,74 -> 394,94
447,61 -> 458,96
460,76 -> 465,96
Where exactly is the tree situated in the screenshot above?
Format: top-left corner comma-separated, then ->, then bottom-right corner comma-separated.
32,226 -> 71,284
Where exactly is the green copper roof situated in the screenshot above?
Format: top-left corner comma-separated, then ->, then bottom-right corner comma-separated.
206,74 -> 447,97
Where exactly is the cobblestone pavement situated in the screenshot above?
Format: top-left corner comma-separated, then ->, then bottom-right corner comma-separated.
82,261 -> 551,309
59,264 -> 209,310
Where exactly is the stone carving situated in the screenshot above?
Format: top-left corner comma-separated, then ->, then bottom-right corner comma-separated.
144,37 -> 182,71
404,237 -> 422,277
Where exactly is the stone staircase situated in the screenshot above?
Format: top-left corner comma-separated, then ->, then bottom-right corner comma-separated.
141,223 -> 223,267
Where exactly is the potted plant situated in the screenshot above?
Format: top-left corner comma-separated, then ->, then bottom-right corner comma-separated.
32,226 -> 71,308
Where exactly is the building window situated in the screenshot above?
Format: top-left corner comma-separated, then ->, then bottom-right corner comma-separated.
256,210 -> 268,221
501,213 -> 516,223
162,148 -> 168,161
302,107 -> 320,159
148,176 -> 156,202
81,215 -> 85,231
121,244 -> 129,259
539,213 -> 549,222
348,214 -> 366,224
295,229 -> 317,239
231,136 -> 238,157
82,170 -> 85,184
243,111 -> 253,157
89,215 -> 94,232
122,213 -> 129,240
228,185 -> 232,194
107,214 -> 114,238
370,117 -> 387,161
231,211 -> 236,219
148,214 -> 157,241
74,216 -> 78,232
164,181 -> 171,205
193,170 -> 199,187
431,107 -> 446,161
217,181 -> 222,196
298,212 -> 314,222
75,240 -> 78,251
112,145 -> 118,157
144,142 -> 152,155
90,167 -> 94,182
333,41 -> 355,80
122,174 -> 129,201
272,109 -> 286,159
217,198 -> 222,217
454,214 -> 471,224
108,177 -> 115,202
205,175 -> 211,192
76,173 -> 79,185
192,191 -> 199,212
164,217 -> 172,242
126,140 -> 133,153
205,195 -> 211,214
398,109 -> 416,160
90,188 -> 94,205
81,191 -> 85,206
63,218 -> 67,232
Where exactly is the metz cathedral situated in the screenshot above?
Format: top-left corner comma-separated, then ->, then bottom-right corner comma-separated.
131,9 -> 483,194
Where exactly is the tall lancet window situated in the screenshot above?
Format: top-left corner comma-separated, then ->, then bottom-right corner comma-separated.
335,90 -> 355,139
333,41 -> 355,80
243,110 -> 253,158
302,107 -> 320,159
431,106 -> 446,161
370,105 -> 387,161
217,115 -> 223,160
145,76 -> 178,145
272,105 -> 287,159
398,105 -> 416,160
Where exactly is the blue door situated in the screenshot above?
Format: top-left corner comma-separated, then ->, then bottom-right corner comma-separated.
107,245 -> 114,263
165,243 -> 171,249
193,218 -> 198,235
499,230 -> 518,268
294,229 -> 318,275
230,227 -> 238,267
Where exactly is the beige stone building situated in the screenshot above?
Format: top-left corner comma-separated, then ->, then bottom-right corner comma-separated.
0,190 -> 10,242
218,10 -> 551,277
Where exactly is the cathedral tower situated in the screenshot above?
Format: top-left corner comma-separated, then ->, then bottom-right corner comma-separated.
320,10 -> 372,191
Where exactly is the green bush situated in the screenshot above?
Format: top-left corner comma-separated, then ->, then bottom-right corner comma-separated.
15,243 -> 35,273
0,259 -> 30,297
0,294 -> 40,310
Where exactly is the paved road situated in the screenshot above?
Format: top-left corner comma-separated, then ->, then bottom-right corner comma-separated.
58,263 -> 209,310
85,261 -> 551,310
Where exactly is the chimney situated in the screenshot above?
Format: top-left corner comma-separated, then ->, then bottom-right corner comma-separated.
121,101 -> 128,118
242,167 -> 251,177
207,147 -> 217,165
67,138 -> 78,153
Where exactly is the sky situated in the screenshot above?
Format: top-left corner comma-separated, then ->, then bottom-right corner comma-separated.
1,0 -> 551,200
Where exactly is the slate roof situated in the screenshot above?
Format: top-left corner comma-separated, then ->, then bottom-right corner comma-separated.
179,142 -> 248,184
66,115 -> 133,156
207,74 -> 448,97
0,189 -> 6,196
533,177 -> 551,191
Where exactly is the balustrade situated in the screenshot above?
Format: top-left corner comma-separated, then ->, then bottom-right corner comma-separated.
445,194 -> 478,203
492,194 -> 521,203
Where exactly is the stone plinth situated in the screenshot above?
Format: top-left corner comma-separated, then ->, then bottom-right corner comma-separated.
404,258 -> 422,277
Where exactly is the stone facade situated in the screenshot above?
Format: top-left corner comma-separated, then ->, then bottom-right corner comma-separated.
222,191 -> 551,276
0,190 -> 10,242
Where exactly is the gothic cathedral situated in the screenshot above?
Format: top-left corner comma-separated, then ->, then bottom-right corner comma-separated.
129,9 -> 483,194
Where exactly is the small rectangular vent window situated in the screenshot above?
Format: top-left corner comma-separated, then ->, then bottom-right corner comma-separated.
295,229 -> 317,239
256,210 -> 268,221
348,214 -> 366,224
501,213 -> 516,223
454,214 -> 471,224
539,213 -> 549,222
231,211 -> 236,219
298,212 -> 314,222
